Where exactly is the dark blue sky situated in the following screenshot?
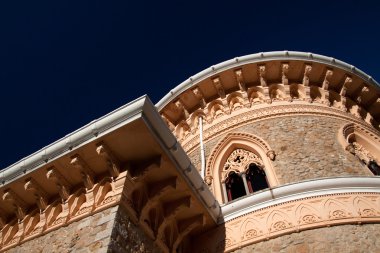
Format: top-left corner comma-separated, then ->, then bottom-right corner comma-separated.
1,0 -> 379,169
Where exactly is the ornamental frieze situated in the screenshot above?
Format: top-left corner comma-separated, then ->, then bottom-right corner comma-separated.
195,192 -> 380,253
181,102 -> 379,154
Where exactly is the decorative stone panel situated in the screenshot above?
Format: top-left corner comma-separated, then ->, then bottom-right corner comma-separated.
194,192 -> 380,253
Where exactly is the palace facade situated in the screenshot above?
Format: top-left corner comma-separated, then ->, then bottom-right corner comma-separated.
1,51 -> 380,252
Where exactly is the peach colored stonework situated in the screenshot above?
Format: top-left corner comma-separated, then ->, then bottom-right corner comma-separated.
1,51 -> 380,252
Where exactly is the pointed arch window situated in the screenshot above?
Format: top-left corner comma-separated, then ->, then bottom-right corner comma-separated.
207,132 -> 278,204
339,123 -> 380,176
347,142 -> 380,176
222,148 -> 272,202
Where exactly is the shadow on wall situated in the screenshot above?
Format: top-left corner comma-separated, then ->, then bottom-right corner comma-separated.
188,217 -> 226,253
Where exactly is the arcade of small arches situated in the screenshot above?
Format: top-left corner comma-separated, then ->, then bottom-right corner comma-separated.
160,61 -> 380,144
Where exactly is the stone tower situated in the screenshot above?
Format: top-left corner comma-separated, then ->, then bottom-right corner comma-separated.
1,51 -> 380,252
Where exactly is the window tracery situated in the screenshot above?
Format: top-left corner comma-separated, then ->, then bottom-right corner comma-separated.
339,123 -> 380,176
206,132 -> 278,203
222,149 -> 270,202
223,149 -> 263,178
346,142 -> 380,175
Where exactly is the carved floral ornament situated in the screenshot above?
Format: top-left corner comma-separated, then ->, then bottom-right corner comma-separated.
181,102 -> 378,154
195,192 -> 380,253
222,149 -> 263,180
0,148 -> 208,253
206,132 -> 275,180
204,132 -> 278,203
339,123 -> 380,170
0,172 -> 123,251
160,61 -> 380,143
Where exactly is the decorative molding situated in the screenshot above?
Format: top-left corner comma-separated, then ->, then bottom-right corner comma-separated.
234,69 -> 246,91
206,133 -> 273,178
212,77 -> 226,99
182,103 -> 379,154
70,155 -> 95,190
193,87 -> 206,108
46,166 -> 71,201
96,142 -> 121,178
281,63 -> 289,86
196,191 -> 380,253
24,178 -> 49,211
205,132 -> 278,204
222,149 -> 263,180
2,189 -> 27,221
159,55 -> 380,140
0,175 -> 124,252
302,64 -> 312,86
258,65 -> 267,87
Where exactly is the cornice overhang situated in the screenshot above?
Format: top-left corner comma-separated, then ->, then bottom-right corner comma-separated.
1,95 -> 148,184
157,51 -> 379,110
0,96 -> 220,252
156,51 -> 380,141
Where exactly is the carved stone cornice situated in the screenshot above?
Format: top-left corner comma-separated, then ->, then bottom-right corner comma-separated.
70,155 -> 95,190
159,55 -> 380,137
212,77 -> 226,99
258,65 -> 267,87
302,64 -> 312,86
340,76 -> 352,96
234,69 -> 246,92
96,142 -> 121,178
24,178 -> 48,211
281,63 -> 289,86
193,87 -> 206,108
322,69 -> 333,90
2,189 -> 27,221
0,95 -> 218,253
46,166 -> 71,201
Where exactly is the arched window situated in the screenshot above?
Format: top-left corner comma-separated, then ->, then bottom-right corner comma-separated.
206,132 -> 278,204
220,148 -> 273,203
225,172 -> 246,201
346,142 -> 380,176
339,123 -> 380,176
246,163 -> 269,193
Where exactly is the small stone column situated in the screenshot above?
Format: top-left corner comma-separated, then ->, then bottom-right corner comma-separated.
241,173 -> 250,195
221,181 -> 228,203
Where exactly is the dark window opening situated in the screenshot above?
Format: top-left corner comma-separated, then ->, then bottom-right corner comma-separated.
225,172 -> 246,201
246,164 -> 269,193
368,160 -> 380,176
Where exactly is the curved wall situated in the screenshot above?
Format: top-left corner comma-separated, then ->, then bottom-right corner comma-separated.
230,224 -> 380,253
189,114 -> 372,187
156,52 -> 380,252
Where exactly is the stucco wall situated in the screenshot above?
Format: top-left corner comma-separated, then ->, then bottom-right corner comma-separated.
188,115 -> 372,185
230,224 -> 380,253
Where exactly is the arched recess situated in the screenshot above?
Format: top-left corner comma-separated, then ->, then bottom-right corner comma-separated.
206,132 -> 278,203
338,123 -> 380,175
